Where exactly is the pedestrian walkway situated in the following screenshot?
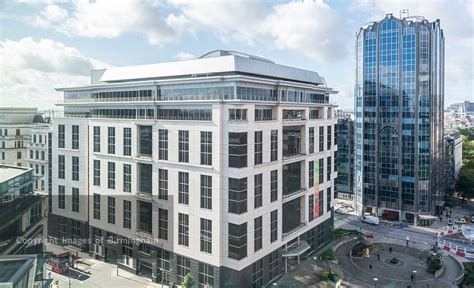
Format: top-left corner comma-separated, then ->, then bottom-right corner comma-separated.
334,240 -> 463,288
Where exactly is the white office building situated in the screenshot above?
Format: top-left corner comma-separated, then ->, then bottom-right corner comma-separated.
50,50 -> 337,287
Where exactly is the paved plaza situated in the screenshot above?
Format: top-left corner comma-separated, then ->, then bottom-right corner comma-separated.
336,241 -> 461,287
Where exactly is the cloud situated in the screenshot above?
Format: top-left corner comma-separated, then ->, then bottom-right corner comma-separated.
31,0 -> 185,45
0,38 -> 107,109
173,52 -> 195,61
170,0 -> 349,63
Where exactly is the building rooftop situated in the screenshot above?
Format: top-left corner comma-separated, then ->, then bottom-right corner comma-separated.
0,255 -> 36,284
77,50 -> 326,87
0,165 -> 30,183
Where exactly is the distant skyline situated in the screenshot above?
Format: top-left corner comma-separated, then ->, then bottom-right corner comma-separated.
1,0 -> 472,110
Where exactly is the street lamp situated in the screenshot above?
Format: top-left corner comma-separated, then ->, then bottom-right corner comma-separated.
413,270 -> 417,285
373,277 -> 378,287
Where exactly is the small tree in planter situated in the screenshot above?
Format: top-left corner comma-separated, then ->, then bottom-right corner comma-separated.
182,273 -> 196,288
389,257 -> 399,264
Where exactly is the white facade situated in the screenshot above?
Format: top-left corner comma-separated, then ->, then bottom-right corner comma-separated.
25,124 -> 52,193
51,51 -> 337,287
0,108 -> 38,167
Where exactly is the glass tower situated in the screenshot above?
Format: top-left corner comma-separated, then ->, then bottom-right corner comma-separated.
354,14 -> 444,225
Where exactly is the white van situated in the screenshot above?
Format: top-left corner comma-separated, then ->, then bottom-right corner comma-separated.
362,215 -> 380,225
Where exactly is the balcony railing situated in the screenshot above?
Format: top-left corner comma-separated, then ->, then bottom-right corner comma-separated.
282,223 -> 306,240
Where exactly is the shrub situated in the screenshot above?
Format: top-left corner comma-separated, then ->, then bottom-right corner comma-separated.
426,255 -> 442,274
351,242 -> 372,256
321,249 -> 336,261
331,228 -> 362,239
329,273 -> 341,282
321,271 -> 330,280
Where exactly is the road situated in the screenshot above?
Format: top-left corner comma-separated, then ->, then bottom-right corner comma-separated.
334,212 -> 474,254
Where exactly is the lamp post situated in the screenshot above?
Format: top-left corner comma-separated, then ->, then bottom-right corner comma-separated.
373,277 -> 378,287
412,270 -> 417,285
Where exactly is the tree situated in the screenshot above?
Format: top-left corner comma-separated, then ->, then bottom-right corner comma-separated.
182,273 -> 196,288
456,167 -> 474,201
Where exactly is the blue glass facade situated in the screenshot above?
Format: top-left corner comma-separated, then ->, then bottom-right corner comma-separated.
354,14 -> 445,224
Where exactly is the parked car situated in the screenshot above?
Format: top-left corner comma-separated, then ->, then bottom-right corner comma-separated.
455,218 -> 467,225
448,219 -> 453,226
361,215 -> 380,225
471,215 -> 474,223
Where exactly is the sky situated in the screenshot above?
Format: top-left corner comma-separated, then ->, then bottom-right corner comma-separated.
0,0 -> 473,110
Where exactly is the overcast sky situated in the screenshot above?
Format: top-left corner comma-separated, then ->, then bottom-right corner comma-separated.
0,0 -> 473,110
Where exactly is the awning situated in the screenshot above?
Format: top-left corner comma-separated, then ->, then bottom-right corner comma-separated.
418,215 -> 438,220
282,241 -> 311,257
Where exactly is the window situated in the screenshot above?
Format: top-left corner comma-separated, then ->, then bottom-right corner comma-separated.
327,156 -> 331,181
138,201 -> 152,233
72,125 -> 79,149
16,129 -> 20,136
271,170 -> 278,202
158,169 -> 168,200
139,163 -> 152,194
327,125 -> 332,150
177,256 -> 191,284
108,127 -> 115,154
269,250 -> 279,280
255,108 -> 273,121
252,259 -> 264,288
108,196 -> 116,224
123,200 -> 131,229
72,156 -> 79,181
200,131 -> 212,165
200,175 -> 212,210
319,159 -> 324,184
198,263 -> 214,288
229,132 -> 247,168
58,185 -> 65,209
17,151 -> 21,159
108,162 -> 115,189
178,130 -> 189,162
123,164 -> 131,192
229,109 -> 247,121
271,129 -> 278,161
41,151 -> 45,160
139,126 -> 152,156
254,216 -> 262,252
254,131 -> 263,165
309,194 -> 314,222
93,193 -> 100,220
309,161 -> 314,188
319,126 -> 324,152
228,223 -> 247,260
158,129 -> 168,160
72,188 -> 79,212
254,174 -> 262,208
58,155 -> 65,179
36,150 -> 39,159
271,210 -> 278,242
319,191 -> 324,216
158,208 -> 168,240
93,126 -> 100,152
309,127 -> 314,154
229,177 -> 247,214
327,187 -> 332,213
57,217 -> 66,239
123,127 -> 131,156
178,213 -> 189,246
93,160 -> 100,186
30,150 -> 33,159
58,125 -> 65,148
72,220 -> 81,239
200,218 -> 212,254
178,172 -> 189,205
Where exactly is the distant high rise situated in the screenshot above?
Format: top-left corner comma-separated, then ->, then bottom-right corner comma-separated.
335,111 -> 355,200
354,14 -> 445,225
